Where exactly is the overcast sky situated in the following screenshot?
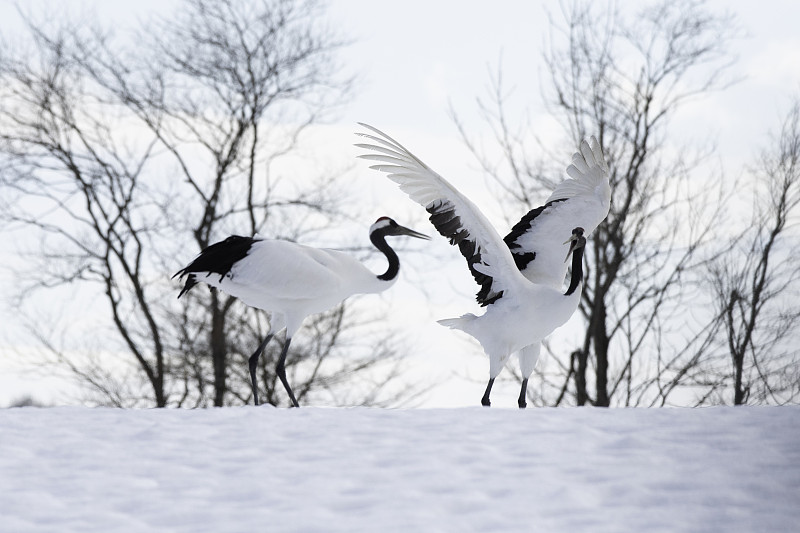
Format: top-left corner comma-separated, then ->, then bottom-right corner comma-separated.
1,0 -> 799,407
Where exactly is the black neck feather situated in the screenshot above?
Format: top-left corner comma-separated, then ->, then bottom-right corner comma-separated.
565,244 -> 584,296
371,231 -> 400,281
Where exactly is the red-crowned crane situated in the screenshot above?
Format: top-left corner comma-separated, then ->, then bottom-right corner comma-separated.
174,217 -> 429,407
357,124 -> 610,407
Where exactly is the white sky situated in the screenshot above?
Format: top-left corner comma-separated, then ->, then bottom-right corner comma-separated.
1,0 -> 799,407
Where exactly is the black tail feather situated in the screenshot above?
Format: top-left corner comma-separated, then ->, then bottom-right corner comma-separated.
176,273 -> 198,299
173,235 -> 260,299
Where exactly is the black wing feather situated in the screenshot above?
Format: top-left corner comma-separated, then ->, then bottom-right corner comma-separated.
426,199 -> 502,306
503,198 -> 567,270
173,235 -> 261,298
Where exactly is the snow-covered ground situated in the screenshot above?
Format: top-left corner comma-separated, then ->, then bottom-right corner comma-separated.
1,406 -> 798,532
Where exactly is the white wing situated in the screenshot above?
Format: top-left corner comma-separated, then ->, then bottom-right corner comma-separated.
229,241 -> 362,302
547,136 -> 609,204
356,123 -> 528,306
504,136 -> 610,289
177,236 -> 371,310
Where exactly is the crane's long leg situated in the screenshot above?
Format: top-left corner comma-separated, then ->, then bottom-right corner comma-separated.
276,337 -> 300,408
518,378 -> 529,409
517,345 -> 540,409
248,334 -> 274,406
481,378 -> 495,407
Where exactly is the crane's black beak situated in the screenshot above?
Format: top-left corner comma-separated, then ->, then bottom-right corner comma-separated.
394,225 -> 431,240
563,233 -> 580,263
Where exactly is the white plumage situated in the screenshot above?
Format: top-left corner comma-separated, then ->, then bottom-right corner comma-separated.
219,240 -> 386,324
357,123 -> 610,407
174,217 -> 429,407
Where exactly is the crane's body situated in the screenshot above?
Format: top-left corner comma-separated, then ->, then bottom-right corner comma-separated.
174,217 -> 429,407
357,123 -> 609,407
186,238 -> 392,335
440,231 -> 585,371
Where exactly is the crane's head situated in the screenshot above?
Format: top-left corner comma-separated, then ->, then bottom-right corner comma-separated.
370,217 -> 430,240
563,227 -> 586,262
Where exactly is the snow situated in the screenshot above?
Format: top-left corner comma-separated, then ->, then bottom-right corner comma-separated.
1,406 -> 798,532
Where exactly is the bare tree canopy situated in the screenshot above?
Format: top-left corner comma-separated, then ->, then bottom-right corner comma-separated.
0,0 -> 420,408
703,98 -> 800,405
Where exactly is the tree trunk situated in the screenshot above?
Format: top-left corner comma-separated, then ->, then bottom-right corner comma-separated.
154,376 -> 167,407
572,350 -> 589,406
210,292 -> 228,407
733,352 -> 747,405
593,305 -> 610,407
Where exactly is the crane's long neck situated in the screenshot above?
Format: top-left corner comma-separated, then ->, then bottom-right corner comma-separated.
565,245 -> 584,296
371,232 -> 400,281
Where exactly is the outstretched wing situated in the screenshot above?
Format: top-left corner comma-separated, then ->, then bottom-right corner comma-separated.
356,123 -> 527,306
504,136 -> 610,289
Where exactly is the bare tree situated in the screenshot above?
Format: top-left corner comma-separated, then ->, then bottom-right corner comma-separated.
453,0 -> 738,406
0,0 -> 418,407
703,99 -> 800,405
